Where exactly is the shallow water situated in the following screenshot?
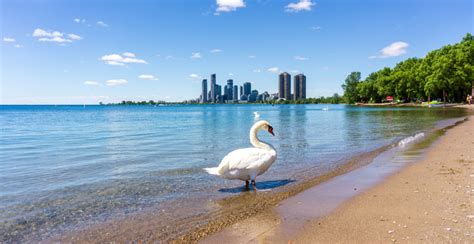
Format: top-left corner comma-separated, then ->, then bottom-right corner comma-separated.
0,104 -> 468,241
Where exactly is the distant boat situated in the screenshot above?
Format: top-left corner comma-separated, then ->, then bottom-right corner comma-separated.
254,111 -> 260,119
322,106 -> 329,111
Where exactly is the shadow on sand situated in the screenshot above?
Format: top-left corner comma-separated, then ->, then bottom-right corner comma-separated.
218,179 -> 296,193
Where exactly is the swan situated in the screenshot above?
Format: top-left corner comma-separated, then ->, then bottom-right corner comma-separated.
322,106 -> 329,111
253,111 -> 260,119
204,120 -> 277,191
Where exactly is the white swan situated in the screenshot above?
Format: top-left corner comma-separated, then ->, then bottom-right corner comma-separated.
322,106 -> 329,111
204,120 -> 277,191
253,111 -> 260,119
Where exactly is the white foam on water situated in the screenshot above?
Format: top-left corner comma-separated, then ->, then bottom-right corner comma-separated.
398,132 -> 425,147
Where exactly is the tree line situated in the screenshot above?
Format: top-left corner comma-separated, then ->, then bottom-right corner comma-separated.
342,34 -> 474,104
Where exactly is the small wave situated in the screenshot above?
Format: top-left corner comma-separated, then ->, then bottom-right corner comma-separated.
398,133 -> 425,147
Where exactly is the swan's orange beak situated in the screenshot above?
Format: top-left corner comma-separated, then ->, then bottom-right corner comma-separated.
268,126 -> 275,136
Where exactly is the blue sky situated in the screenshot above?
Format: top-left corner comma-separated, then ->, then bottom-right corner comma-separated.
1,0 -> 473,104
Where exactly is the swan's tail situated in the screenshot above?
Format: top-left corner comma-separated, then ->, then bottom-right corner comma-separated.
203,167 -> 220,176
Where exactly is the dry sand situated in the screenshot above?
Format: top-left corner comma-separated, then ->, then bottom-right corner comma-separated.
295,113 -> 474,243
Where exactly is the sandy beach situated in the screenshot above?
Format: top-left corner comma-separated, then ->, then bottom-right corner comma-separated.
294,113 -> 474,243
203,107 -> 474,243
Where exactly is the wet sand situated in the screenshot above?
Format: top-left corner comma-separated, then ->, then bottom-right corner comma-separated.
203,109 -> 474,243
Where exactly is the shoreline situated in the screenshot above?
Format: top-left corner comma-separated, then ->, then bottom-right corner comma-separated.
203,108 -> 474,243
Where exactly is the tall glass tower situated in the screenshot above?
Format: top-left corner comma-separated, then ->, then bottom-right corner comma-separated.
201,79 -> 207,103
210,74 -> 216,103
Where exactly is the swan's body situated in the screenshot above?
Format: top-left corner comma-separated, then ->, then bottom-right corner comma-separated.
253,111 -> 260,119
322,106 -> 329,111
204,120 -> 277,190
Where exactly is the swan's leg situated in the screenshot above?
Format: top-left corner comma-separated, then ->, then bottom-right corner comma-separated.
245,180 -> 249,189
251,180 -> 257,191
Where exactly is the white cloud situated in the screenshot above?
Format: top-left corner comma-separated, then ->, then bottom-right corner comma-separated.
216,0 -> 246,13
100,53 -> 147,66
267,67 -> 280,73
190,52 -> 202,59
248,55 -> 256,59
32,28 -> 82,44
370,41 -> 409,59
210,49 -> 222,53
74,18 -> 86,23
106,79 -> 127,86
138,74 -> 158,80
39,36 -> 72,43
68,33 -> 82,40
84,81 -> 100,86
33,28 -> 63,38
3,37 -> 15,42
165,55 -> 175,60
14,44 -> 23,48
123,52 -> 136,57
294,56 -> 309,61
310,26 -> 321,31
253,69 -> 261,73
106,61 -> 126,66
188,73 -> 201,80
96,21 -> 108,27
285,0 -> 315,12
228,72 -> 234,76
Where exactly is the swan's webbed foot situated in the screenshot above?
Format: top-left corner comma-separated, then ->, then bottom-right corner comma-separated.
251,180 -> 257,191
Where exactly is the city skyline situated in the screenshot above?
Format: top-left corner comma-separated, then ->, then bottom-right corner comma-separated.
200,72 -> 306,103
1,0 -> 472,104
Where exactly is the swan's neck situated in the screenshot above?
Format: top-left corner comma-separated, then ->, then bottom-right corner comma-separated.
250,126 -> 274,151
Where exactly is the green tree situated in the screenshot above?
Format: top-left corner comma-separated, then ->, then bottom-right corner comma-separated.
341,72 -> 361,104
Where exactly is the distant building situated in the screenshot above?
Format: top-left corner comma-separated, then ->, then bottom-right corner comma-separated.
243,82 -> 252,96
226,79 -> 233,101
294,74 -> 306,100
249,90 -> 259,102
261,91 -> 270,101
240,94 -> 248,101
239,86 -> 243,97
215,84 -> 222,103
210,74 -> 216,103
270,93 -> 279,100
233,85 -> 238,102
279,72 -> 291,100
201,79 -> 207,103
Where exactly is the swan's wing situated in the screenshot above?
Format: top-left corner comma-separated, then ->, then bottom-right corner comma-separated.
220,148 -> 273,171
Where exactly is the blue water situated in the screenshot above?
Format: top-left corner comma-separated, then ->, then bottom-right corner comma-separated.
0,104 -> 468,241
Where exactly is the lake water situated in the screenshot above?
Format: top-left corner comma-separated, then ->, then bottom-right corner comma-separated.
0,104 -> 468,241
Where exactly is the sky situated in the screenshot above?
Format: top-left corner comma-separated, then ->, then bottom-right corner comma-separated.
1,0 -> 473,104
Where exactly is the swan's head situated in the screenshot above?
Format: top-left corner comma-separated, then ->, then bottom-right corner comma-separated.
254,120 -> 274,136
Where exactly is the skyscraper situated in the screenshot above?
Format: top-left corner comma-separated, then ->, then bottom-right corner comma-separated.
279,72 -> 291,100
215,84 -> 222,103
210,74 -> 216,103
248,90 -> 259,102
226,79 -> 233,101
201,79 -> 207,103
294,74 -> 306,100
243,82 -> 251,96
233,85 -> 238,102
239,86 -> 243,97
